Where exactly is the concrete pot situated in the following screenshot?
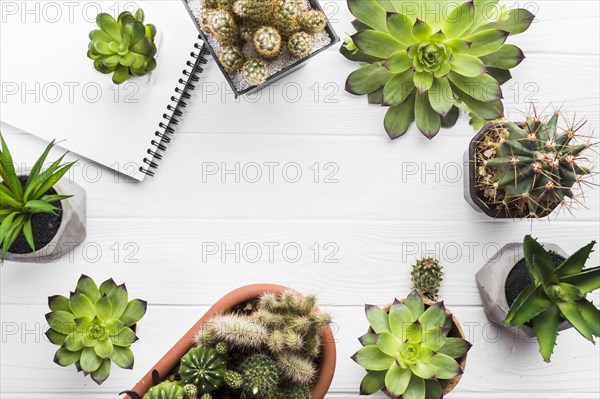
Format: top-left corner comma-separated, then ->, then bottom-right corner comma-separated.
123,284 -> 337,399
368,298 -> 468,398
475,242 -> 571,337
5,177 -> 86,263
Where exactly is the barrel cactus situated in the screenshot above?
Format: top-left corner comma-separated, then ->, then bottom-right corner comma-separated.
273,0 -> 301,38
179,347 -> 227,393
299,10 -> 327,34
224,370 -> 244,389
341,0 -> 535,139
219,46 -> 245,71
476,110 -> 594,218
242,59 -> 269,85
87,9 -> 158,84
253,26 -> 282,59
45,275 -> 147,384
205,9 -> 239,45
353,291 -> 471,397
239,354 -> 279,397
276,383 -> 310,399
505,236 -> 600,362
288,32 -> 312,58
411,257 -> 444,299
143,382 -> 186,399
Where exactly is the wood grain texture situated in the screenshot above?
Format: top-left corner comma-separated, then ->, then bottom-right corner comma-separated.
1,0 -> 599,398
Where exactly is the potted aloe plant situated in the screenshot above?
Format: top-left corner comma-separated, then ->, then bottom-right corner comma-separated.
476,235 -> 600,361
45,275 -> 148,384
465,108 -> 595,218
340,0 -> 534,139
0,133 -> 86,263
87,9 -> 159,85
122,284 -> 337,399
352,291 -> 471,398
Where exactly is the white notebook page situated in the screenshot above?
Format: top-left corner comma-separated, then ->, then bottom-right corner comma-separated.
1,0 -> 201,181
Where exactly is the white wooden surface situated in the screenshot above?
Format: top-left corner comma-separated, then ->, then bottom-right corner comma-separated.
1,1 -> 600,398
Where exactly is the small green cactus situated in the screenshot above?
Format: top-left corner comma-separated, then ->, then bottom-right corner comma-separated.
196,314 -> 269,350
179,347 -> 227,393
239,354 -> 279,397
299,9 -> 326,34
183,384 -> 198,399
242,59 -> 269,86
200,394 -> 212,399
276,383 -> 310,399
143,382 -> 185,399
253,26 -> 282,60
215,341 -> 229,355
224,369 -> 244,389
219,46 -> 245,72
288,32 -> 311,58
205,9 -> 239,45
273,0 -> 300,38
410,257 -> 444,299
476,110 -> 593,218
232,0 -> 272,26
240,25 -> 256,41
275,352 -> 316,386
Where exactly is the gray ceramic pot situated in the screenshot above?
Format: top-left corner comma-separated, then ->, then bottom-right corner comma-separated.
475,242 -> 572,337
5,177 -> 86,263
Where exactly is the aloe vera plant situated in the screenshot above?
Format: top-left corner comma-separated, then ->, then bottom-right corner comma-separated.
341,0 -> 535,139
87,9 -> 158,84
352,291 -> 471,398
504,236 -> 600,362
0,133 -> 75,261
45,275 -> 147,384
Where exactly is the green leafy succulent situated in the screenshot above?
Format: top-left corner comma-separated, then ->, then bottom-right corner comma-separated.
505,235 -> 600,362
87,9 -> 158,84
341,0 -> 535,139
45,275 -> 147,384
0,133 -> 75,261
352,291 -> 471,398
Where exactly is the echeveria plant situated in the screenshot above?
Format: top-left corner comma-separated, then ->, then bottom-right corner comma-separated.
45,275 -> 147,384
341,0 -> 535,139
505,236 -> 600,362
88,9 -> 158,84
352,291 -> 471,398
0,133 -> 75,261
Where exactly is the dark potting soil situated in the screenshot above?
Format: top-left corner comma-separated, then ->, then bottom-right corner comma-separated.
505,251 -> 566,307
7,176 -> 63,254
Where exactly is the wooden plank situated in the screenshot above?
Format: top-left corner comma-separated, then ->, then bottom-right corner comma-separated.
1,305 -> 599,397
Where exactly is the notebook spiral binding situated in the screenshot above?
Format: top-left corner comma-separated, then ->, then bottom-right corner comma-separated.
139,39 -> 209,177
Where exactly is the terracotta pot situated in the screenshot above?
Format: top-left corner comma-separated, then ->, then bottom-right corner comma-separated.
4,176 -> 86,263
123,284 -> 336,399
476,242 -> 572,337
463,123 -> 555,219
366,298 -> 468,398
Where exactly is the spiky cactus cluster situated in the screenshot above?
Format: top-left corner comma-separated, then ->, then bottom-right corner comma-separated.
476,109 -> 594,218
190,290 -> 331,396
201,0 -> 328,85
411,257 -> 444,299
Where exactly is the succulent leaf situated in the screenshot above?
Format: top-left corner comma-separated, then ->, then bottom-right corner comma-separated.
360,370 -> 387,395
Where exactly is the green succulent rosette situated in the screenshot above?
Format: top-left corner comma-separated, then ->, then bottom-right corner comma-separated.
45,275 -> 147,384
87,9 -> 158,84
341,0 -> 535,139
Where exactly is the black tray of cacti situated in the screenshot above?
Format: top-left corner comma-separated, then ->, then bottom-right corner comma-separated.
181,0 -> 339,97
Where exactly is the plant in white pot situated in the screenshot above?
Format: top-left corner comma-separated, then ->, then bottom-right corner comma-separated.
476,235 -> 600,361
0,133 -> 86,263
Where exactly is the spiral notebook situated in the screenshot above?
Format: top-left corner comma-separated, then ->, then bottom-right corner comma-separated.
0,0 -> 207,181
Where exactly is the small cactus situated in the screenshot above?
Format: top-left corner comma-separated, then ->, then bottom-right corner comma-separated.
143,382 -> 185,399
239,354 -> 279,397
410,257 -> 444,299
253,26 -> 282,60
276,383 -> 310,399
219,46 -> 245,72
242,59 -> 269,86
273,0 -> 300,38
205,9 -> 239,45
224,369 -> 244,389
275,352 -> 316,386
476,109 -> 594,218
179,347 -> 227,393
288,32 -> 312,58
215,341 -> 229,355
200,394 -> 212,399
299,9 -> 327,34
197,314 -> 269,351
183,384 -> 198,399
